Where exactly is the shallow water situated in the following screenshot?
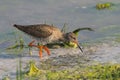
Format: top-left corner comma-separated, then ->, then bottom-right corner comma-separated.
0,0 -> 120,79
0,0 -> 120,41
0,0 -> 120,62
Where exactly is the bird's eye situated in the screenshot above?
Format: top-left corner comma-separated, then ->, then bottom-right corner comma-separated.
71,36 -> 76,40
69,35 -> 76,40
73,37 -> 76,40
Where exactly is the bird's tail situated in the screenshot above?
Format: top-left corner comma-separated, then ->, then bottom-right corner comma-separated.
13,24 -> 26,32
13,24 -> 22,28
13,24 -> 17,27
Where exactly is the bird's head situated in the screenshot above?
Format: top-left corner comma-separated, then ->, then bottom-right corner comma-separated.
65,32 -> 77,43
64,32 -> 83,53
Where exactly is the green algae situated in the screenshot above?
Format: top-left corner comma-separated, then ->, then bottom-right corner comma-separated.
23,63 -> 120,80
96,2 -> 114,10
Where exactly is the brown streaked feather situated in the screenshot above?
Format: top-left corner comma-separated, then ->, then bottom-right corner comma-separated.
13,24 -> 55,38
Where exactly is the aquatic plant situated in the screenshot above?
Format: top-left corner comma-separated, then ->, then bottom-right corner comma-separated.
64,41 -> 78,48
23,63 -> 120,80
16,58 -> 24,80
73,27 -> 94,36
26,61 -> 43,76
6,37 -> 25,50
96,2 -> 114,10
7,56 -> 117,80
2,76 -> 10,80
6,29 -> 28,53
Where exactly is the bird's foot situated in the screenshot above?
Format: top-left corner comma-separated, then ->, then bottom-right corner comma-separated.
43,46 -> 50,55
36,45 -> 50,58
28,41 -> 50,59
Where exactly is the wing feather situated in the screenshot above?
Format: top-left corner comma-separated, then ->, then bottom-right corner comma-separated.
13,24 -> 53,38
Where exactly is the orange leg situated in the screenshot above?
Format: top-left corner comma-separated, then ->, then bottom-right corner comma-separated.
37,45 -> 50,58
28,40 -> 50,59
38,46 -> 43,58
43,46 -> 50,56
28,40 -> 36,47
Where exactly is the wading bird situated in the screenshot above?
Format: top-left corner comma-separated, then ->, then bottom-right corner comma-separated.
13,24 -> 83,58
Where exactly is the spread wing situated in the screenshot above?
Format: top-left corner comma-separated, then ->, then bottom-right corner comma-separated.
13,24 -> 53,38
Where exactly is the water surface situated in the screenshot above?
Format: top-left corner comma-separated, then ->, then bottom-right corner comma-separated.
0,0 -> 120,79
0,0 -> 120,58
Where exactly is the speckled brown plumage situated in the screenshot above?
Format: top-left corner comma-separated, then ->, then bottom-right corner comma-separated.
13,24 -> 63,43
13,24 -> 83,53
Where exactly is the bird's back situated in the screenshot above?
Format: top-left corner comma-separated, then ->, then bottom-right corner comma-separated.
13,24 -> 63,42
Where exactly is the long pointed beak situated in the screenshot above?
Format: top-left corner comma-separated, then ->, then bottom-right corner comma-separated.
77,43 -> 83,53
73,41 -> 83,53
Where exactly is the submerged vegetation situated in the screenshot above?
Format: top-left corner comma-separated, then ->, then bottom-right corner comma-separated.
43,63 -> 120,80
3,60 -> 120,80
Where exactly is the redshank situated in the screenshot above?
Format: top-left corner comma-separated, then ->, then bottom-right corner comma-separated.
13,24 -> 83,58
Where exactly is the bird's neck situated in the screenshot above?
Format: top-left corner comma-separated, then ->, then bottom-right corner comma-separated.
58,34 -> 65,42
62,33 -> 68,42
